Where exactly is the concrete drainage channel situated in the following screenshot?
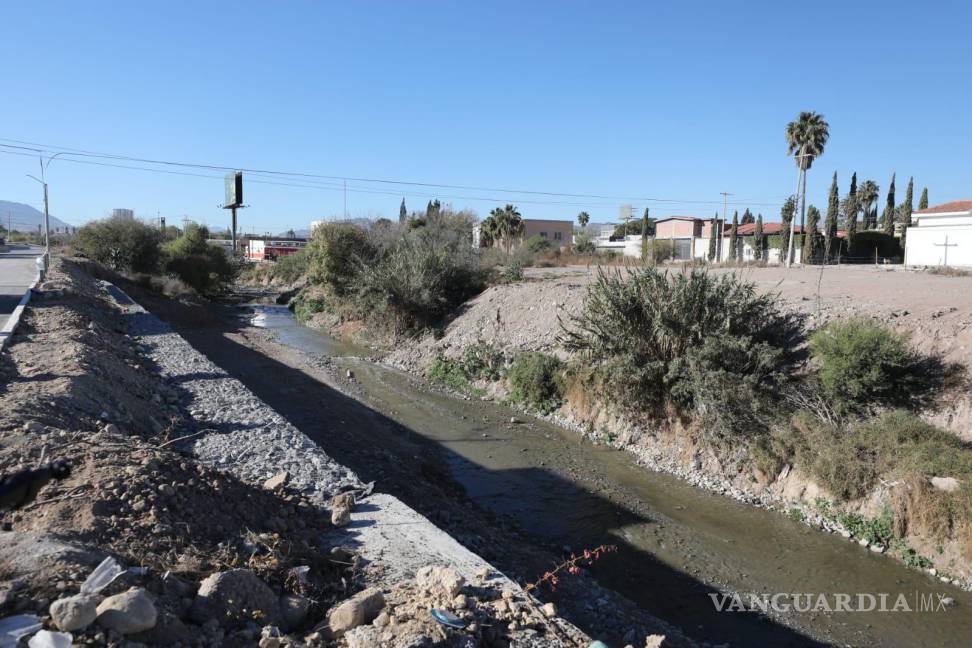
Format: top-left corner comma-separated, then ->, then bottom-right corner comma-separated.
102,280 -> 594,644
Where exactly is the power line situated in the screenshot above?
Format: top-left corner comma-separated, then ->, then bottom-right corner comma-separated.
0,137 -> 788,208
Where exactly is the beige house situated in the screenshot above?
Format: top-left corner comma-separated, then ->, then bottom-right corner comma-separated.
654,216 -> 707,260
473,218 -> 573,249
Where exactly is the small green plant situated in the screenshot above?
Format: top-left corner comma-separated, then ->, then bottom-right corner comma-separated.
814,497 -> 832,515
290,293 -> 329,322
524,235 -> 553,253
809,319 -> 943,411
898,544 -> 933,569
459,339 -> 506,382
788,508 -> 805,522
507,352 -> 564,414
427,354 -> 481,395
498,259 -> 524,283
861,507 -> 894,546
836,511 -> 866,537
271,250 -> 310,283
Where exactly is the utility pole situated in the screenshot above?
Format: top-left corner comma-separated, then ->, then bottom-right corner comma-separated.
343,180 -> 348,220
787,149 -> 812,268
719,192 -> 732,262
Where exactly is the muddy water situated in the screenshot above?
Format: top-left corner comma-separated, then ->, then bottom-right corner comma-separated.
248,305 -> 972,647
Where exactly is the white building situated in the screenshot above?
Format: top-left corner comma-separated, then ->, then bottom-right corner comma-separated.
904,200 -> 972,268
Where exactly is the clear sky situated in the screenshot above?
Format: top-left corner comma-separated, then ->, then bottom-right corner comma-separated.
1,1 -> 970,233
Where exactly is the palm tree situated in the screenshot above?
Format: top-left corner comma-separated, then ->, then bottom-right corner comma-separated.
489,204 -> 524,253
784,111 -> 830,266
577,212 -> 590,228
857,180 -> 879,230
478,215 -> 498,248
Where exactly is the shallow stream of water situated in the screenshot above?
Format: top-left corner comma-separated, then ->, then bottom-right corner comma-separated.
248,304 -> 972,647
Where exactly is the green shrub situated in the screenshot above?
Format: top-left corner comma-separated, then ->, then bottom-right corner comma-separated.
272,250 -> 310,284
356,228 -> 488,332
507,352 -> 564,413
561,267 -> 801,439
427,341 -> 505,394
306,222 -> 376,296
73,216 -> 161,273
290,292 -> 330,322
646,239 -> 675,264
161,224 -> 236,295
573,230 -> 596,255
524,236 -> 552,253
458,340 -> 506,381
428,354 -> 477,393
809,319 -> 942,411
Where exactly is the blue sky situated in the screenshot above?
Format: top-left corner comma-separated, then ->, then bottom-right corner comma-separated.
1,1 -> 970,233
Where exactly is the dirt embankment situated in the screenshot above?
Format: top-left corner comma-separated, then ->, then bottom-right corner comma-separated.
388,264 -> 972,439
0,260 -> 605,647
378,264 -> 972,583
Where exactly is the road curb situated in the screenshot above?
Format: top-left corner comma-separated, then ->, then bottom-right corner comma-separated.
0,268 -> 41,354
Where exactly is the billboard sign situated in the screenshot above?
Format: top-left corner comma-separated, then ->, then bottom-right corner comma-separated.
225,171 -> 243,208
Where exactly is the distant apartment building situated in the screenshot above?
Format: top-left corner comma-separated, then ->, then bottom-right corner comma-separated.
111,208 -> 134,220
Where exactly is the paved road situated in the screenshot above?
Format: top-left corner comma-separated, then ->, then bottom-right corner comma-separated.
0,245 -> 40,332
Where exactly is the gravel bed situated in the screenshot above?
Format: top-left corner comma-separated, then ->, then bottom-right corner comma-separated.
115,285 -> 362,504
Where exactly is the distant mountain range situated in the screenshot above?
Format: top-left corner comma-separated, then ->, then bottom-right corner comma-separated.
0,200 -> 73,232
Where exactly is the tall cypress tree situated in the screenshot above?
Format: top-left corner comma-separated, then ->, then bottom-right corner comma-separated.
754,214 -> 764,261
919,187 -> 929,210
844,173 -> 858,252
780,197 -> 795,264
804,205 -> 821,262
741,208 -> 755,225
399,198 -> 407,223
708,213 -> 718,261
824,172 -> 839,260
901,177 -> 914,249
728,211 -> 739,261
881,173 -> 896,234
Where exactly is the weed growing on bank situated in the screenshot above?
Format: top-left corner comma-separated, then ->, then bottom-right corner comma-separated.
506,352 -> 564,414
560,266 -> 803,441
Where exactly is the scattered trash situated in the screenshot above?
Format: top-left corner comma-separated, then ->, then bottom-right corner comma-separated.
588,642 -> 609,648
28,630 -> 72,648
80,556 -> 124,594
0,615 -> 42,648
290,565 -> 310,585
430,608 -> 467,629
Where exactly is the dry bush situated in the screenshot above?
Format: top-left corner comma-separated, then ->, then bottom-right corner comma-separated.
892,475 -> 954,541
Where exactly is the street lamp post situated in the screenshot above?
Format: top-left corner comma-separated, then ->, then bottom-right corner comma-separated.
25,152 -> 69,265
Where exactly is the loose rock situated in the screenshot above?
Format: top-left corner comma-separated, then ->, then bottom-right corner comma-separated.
327,587 -> 385,636
192,569 -> 280,626
49,593 -> 98,632
95,587 -> 158,634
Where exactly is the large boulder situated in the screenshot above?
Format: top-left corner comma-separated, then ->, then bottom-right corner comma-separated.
327,587 -> 385,636
50,593 -> 99,631
192,569 -> 281,626
95,587 -> 158,634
